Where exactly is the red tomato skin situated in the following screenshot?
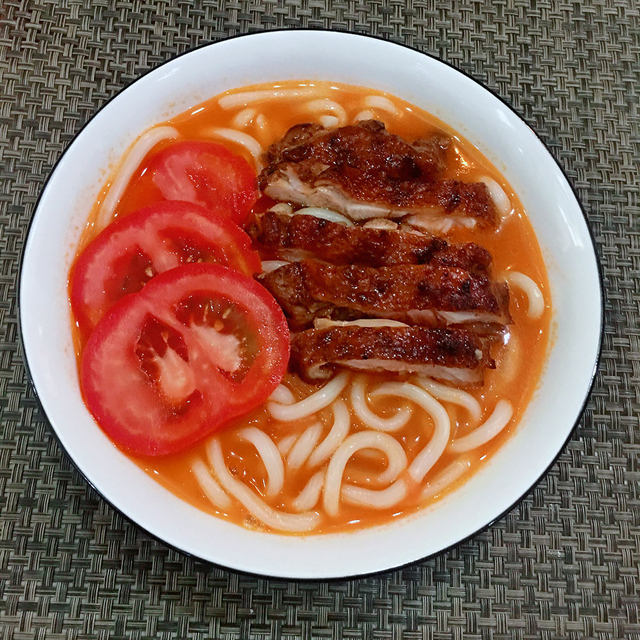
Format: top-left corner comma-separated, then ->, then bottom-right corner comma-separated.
80,263 -> 289,457
143,140 -> 258,224
70,201 -> 261,336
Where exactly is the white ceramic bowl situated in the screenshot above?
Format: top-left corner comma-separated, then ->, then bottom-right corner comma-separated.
19,31 -> 602,578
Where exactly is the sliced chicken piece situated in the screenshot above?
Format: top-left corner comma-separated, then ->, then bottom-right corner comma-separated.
258,120 -> 498,229
247,211 -> 491,272
259,261 -> 511,331
290,324 -> 494,382
262,120 -> 450,180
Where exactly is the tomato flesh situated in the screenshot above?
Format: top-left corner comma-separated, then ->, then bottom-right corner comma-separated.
126,140 -> 258,224
71,201 -> 261,335
81,263 -> 290,456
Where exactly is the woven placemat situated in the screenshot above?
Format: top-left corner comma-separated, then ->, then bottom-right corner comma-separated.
1,1 -> 638,638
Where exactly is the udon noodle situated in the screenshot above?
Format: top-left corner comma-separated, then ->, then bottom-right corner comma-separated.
76,81 -> 551,534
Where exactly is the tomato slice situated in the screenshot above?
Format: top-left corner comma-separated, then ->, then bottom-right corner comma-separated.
71,201 -> 261,335
130,140 -> 258,224
80,263 -> 290,456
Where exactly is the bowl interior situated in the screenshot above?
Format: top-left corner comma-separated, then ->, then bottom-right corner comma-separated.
19,31 -> 601,578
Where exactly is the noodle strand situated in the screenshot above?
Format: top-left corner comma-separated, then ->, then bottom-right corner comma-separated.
277,434 -> 297,456
414,377 -> 482,422
304,98 -> 347,125
219,88 -> 323,109
306,399 -> 351,468
421,457 -> 472,500
231,107 -> 256,128
268,372 -> 349,422
268,384 -> 295,405
496,333 -> 520,384
207,128 -> 263,166
96,125 -> 179,231
192,458 -> 232,509
449,401 -> 513,453
319,115 -> 340,128
371,382 -> 451,483
255,113 -> 268,133
291,470 -> 325,512
354,109 -> 376,122
207,439 -> 320,532
350,375 -> 412,432
342,478 -> 408,509
323,431 -> 407,517
363,95 -> 399,115
505,271 -> 545,319
237,427 -> 284,497
479,176 -> 512,217
287,422 -> 323,470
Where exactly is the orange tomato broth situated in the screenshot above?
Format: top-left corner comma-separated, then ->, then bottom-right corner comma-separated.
71,81 -> 551,534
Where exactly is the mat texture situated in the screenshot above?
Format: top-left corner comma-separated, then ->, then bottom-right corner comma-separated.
0,1 -> 638,638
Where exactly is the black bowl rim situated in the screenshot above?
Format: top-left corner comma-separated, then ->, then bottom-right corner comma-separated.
17,28 -> 604,581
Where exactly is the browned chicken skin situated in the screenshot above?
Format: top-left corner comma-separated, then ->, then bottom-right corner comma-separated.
248,211 -> 492,272
258,120 -> 498,227
290,325 -> 494,383
256,121 -> 509,380
259,260 -> 510,331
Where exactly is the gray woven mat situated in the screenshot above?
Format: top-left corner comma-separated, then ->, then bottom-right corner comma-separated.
1,1 -> 638,638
